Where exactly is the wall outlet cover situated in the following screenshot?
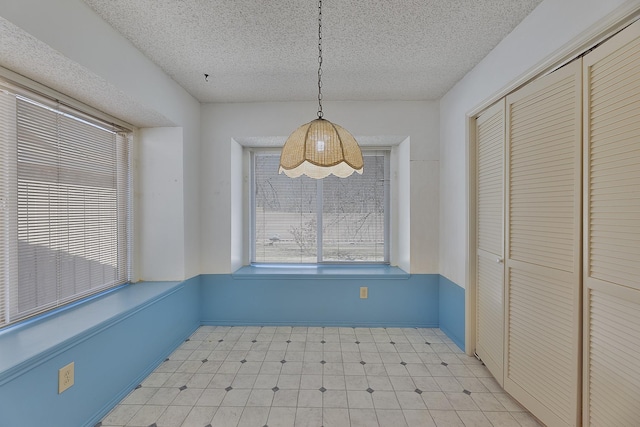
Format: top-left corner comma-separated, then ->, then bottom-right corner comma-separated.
58,362 -> 74,394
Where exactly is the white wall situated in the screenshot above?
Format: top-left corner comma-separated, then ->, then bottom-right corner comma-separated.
138,128 -> 185,280
0,0 -> 202,281
201,101 -> 439,274
439,0 -> 635,288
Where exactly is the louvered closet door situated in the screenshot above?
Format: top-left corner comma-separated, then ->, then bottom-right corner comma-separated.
505,60 -> 582,427
475,99 -> 505,385
583,19 -> 640,426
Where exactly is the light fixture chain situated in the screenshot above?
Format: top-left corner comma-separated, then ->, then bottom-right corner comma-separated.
317,0 -> 323,119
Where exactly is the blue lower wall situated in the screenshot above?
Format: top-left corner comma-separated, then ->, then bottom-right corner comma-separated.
439,275 -> 466,351
200,273 -> 440,328
0,278 -> 200,427
0,272 -> 466,427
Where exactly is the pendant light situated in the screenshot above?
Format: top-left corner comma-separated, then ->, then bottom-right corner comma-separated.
278,0 -> 364,179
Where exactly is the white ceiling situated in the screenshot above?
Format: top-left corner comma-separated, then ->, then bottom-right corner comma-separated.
82,0 -> 543,103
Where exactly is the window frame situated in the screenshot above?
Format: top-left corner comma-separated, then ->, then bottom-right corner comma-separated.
249,148 -> 390,265
0,77 -> 132,328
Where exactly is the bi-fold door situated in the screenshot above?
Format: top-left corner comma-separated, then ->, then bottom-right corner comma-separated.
582,18 -> 640,426
474,100 -> 505,386
474,17 -> 640,427
504,59 -> 582,427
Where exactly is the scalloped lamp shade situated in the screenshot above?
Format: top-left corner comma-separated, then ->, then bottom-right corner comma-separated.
278,118 -> 364,179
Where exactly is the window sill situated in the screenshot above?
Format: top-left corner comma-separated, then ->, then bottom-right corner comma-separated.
232,265 -> 409,280
0,281 -> 182,384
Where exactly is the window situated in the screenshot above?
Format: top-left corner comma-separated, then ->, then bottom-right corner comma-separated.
251,150 -> 389,263
0,80 -> 131,328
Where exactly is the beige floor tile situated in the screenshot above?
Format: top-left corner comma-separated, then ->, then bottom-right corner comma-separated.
180,406 -> 217,427
322,390 -> 348,408
445,391 -> 480,410
376,409 -> 408,427
429,409 -> 464,427
371,390 -> 401,409
456,410 -> 493,427
267,407 -> 297,427
322,408 -> 350,427
155,405 -> 191,427
210,406 -> 243,427
237,406 -> 269,427
246,389 -> 274,407
126,405 -> 166,426
402,409 -> 436,427
101,327 -> 542,427
297,389 -> 323,407
483,411 -> 521,426
347,390 -> 375,408
396,391 -> 427,410
294,407 -> 323,427
349,408 -> 380,427
102,404 -> 142,425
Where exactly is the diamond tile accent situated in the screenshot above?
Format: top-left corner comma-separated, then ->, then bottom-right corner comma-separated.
100,326 -> 541,427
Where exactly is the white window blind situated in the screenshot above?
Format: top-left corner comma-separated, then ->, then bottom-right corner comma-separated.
252,151 -> 389,263
0,82 -> 131,328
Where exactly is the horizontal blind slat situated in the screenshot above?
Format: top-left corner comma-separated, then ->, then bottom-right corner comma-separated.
1,92 -> 130,326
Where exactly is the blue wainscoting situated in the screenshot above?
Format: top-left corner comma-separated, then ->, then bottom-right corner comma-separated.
0,277 -> 200,427
438,275 -> 466,351
200,270 -> 440,328
0,271 -> 468,426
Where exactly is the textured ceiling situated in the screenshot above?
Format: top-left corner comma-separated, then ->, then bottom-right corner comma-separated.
83,0 -> 543,103
0,16 -> 174,128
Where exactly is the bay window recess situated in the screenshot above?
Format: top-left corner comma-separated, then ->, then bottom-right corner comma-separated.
0,81 -> 131,328
251,150 -> 389,264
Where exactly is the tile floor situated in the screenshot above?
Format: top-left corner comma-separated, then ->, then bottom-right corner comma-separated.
98,326 -> 543,427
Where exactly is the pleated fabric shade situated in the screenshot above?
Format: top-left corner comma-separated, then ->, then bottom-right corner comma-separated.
278,118 -> 364,179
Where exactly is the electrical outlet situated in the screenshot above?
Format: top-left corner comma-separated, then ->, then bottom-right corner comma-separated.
360,287 -> 368,299
58,362 -> 74,394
